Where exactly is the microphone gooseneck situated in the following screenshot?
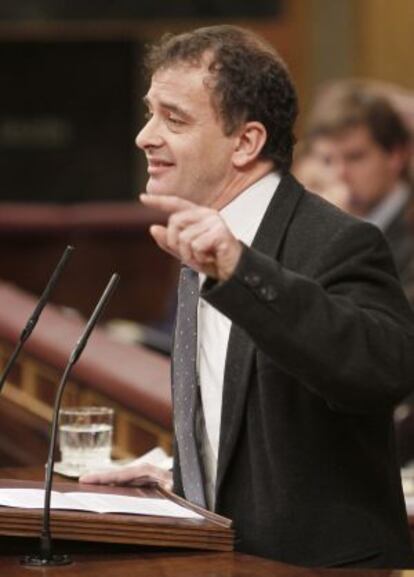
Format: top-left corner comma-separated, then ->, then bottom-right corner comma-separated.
21,273 -> 120,567
0,245 -> 75,393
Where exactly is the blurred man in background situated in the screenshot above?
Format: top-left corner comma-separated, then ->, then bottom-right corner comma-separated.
296,81 -> 414,305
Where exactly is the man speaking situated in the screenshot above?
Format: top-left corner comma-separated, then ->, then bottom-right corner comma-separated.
81,25 -> 414,568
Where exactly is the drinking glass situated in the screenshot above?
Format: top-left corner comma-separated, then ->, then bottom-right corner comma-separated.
58,406 -> 114,472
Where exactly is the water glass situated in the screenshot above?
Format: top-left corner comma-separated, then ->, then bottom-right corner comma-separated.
58,406 -> 114,472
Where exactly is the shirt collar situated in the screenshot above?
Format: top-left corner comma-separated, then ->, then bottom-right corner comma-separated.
219,171 -> 281,243
364,182 -> 411,230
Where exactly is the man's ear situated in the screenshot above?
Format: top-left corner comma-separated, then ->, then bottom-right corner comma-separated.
232,122 -> 268,168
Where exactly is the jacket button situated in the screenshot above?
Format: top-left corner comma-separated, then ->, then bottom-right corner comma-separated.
244,274 -> 261,287
260,286 -> 278,301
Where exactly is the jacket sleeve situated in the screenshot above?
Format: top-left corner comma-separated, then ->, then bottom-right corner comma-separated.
201,220 -> 414,413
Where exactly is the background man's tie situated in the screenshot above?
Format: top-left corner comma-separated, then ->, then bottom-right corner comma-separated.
173,266 -> 206,508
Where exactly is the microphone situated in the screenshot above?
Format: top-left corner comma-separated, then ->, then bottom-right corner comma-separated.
21,273 -> 120,567
0,245 -> 75,393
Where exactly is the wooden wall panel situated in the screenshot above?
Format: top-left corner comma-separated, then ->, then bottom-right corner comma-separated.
355,0 -> 414,90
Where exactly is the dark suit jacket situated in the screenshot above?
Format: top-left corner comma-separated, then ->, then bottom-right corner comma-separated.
173,174 -> 414,568
385,194 -> 414,308
386,193 -> 414,466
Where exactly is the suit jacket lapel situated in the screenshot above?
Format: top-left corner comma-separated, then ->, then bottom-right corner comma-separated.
215,174 -> 305,499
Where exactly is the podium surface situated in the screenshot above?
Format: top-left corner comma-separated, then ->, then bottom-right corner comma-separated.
2,536 -> 410,577
0,467 -> 411,576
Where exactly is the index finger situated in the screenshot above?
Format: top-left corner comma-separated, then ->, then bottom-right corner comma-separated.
140,193 -> 198,214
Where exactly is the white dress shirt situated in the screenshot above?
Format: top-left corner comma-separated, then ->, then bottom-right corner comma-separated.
196,171 -> 280,509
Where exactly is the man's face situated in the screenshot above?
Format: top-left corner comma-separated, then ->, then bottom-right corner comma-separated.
136,62 -> 239,206
311,125 -> 406,216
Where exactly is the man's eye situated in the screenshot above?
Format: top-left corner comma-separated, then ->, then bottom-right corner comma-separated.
348,153 -> 365,163
167,116 -> 184,126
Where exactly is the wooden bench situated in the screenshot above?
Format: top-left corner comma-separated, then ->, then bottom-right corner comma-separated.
0,281 -> 172,466
0,201 -> 179,325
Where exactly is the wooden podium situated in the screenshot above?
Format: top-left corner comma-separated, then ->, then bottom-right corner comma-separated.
0,468 -> 401,576
0,467 -> 288,577
0,470 -> 233,552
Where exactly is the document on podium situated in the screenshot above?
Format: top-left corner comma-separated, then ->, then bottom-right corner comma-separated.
0,488 -> 203,518
0,478 -> 234,551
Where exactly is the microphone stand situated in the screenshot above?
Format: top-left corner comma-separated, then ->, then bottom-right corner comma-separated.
21,273 -> 120,566
0,245 -> 75,393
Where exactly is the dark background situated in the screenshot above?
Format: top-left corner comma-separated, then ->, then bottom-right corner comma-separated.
0,1 -> 282,203
0,1 -> 282,20
0,41 -> 136,202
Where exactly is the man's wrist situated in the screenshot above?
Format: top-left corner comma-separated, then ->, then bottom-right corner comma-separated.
219,240 -> 243,281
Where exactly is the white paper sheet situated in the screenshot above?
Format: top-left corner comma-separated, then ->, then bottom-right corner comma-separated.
0,489 -> 202,519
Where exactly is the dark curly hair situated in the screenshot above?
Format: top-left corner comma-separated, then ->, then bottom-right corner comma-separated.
144,25 -> 298,173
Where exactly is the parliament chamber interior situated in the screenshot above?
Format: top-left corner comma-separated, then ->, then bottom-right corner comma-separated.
0,1 -> 414,575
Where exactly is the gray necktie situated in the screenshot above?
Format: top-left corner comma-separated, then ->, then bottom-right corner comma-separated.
173,266 -> 206,508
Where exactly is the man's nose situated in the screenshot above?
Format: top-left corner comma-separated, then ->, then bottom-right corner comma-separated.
135,118 -> 163,150
330,158 -> 347,182
336,161 -> 350,183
